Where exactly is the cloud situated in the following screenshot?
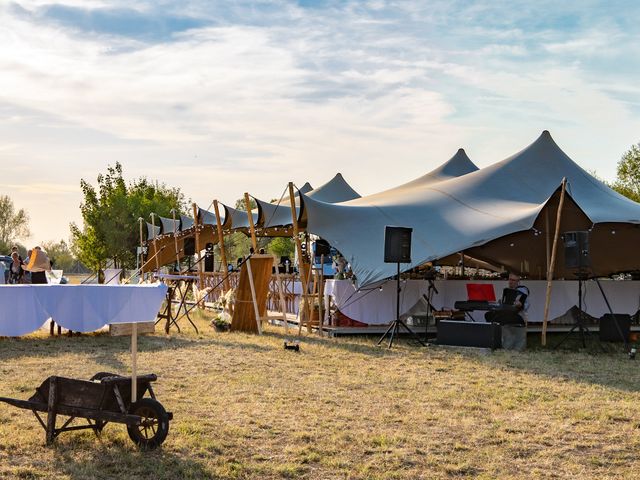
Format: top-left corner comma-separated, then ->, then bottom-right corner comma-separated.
1,0 -> 640,242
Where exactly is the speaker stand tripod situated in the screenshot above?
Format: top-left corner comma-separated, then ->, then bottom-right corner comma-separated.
554,271 -> 602,350
377,263 -> 426,349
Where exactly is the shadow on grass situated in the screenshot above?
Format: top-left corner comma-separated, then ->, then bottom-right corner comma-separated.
52,438 -> 215,480
452,332 -> 640,393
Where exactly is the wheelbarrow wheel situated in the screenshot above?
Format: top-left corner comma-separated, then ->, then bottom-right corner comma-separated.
127,398 -> 170,450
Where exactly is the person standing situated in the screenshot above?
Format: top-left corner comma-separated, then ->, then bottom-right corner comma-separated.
24,246 -> 50,284
8,252 -> 24,284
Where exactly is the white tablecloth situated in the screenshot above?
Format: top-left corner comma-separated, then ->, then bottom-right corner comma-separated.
325,279 -> 640,325
0,283 -> 168,336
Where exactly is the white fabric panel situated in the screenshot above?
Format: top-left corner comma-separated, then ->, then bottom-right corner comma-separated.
146,222 -> 161,240
159,216 -> 179,234
198,208 -> 219,226
305,132 -> 640,286
103,269 -> 122,285
180,215 -> 194,230
0,284 -> 167,336
325,279 -> 640,325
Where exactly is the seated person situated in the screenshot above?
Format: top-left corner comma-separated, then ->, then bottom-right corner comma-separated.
485,273 -> 529,325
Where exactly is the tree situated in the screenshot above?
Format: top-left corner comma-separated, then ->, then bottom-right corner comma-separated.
268,237 -> 294,258
0,195 -> 30,252
612,143 -> 640,202
71,163 -> 186,270
42,240 -> 78,272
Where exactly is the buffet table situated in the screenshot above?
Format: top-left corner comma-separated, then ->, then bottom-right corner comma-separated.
325,279 -> 640,325
0,284 -> 168,337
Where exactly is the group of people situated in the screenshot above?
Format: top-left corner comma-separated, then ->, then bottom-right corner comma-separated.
0,246 -> 51,285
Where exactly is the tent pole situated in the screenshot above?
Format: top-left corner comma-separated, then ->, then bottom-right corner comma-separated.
542,178 -> 567,346
150,213 -> 160,271
273,262 -> 289,334
244,193 -> 258,252
171,208 -> 180,268
545,210 -> 551,277
192,203 -> 204,292
288,182 -> 311,335
318,253 -> 325,337
213,200 -> 230,292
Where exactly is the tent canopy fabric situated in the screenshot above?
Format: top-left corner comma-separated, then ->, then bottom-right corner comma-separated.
302,131 -> 640,286
159,216 -> 180,234
306,173 -> 361,203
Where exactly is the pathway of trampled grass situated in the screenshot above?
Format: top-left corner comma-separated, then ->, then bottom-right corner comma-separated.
0,311 -> 639,479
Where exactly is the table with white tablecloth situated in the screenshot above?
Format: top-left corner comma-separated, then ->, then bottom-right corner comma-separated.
0,284 -> 168,337
325,279 -> 640,326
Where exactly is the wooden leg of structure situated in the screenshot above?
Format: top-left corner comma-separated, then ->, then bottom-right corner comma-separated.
46,377 -> 57,445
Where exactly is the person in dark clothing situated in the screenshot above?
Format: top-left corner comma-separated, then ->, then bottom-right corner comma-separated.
485,273 -> 529,325
8,252 -> 24,284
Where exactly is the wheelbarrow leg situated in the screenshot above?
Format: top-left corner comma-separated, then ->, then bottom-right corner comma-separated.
46,377 -> 57,445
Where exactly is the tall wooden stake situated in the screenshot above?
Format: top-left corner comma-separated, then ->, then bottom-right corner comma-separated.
192,203 -> 204,291
542,178 -> 567,346
545,210 -> 551,277
150,213 -> 159,271
244,192 -> 258,252
171,208 -> 180,269
213,200 -> 230,291
131,323 -> 137,402
273,263 -> 289,334
288,182 -> 311,334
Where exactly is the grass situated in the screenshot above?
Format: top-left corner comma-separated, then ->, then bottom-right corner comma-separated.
1,310 -> 640,479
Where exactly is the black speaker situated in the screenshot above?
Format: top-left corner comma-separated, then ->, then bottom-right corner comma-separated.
204,243 -> 214,272
599,314 -> 630,342
384,226 -> 412,263
315,239 -> 331,256
184,237 -> 195,256
564,231 -> 590,269
437,320 -> 502,349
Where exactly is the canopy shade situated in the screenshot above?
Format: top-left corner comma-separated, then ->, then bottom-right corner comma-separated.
302,131 -> 640,286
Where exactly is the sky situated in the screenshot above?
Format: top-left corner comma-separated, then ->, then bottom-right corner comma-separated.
1,0 -> 640,245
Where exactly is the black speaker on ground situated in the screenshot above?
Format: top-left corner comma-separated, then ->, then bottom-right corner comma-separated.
437,320 -> 502,349
184,237 -> 195,256
204,242 -> 214,272
564,231 -> 590,270
384,226 -> 412,264
315,239 -> 331,256
599,314 -> 630,342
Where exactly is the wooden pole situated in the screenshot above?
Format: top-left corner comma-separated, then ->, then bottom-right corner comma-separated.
246,257 -> 262,335
213,200 -> 230,292
150,213 -> 159,271
545,210 -> 551,276
288,182 -> 311,334
131,322 -> 137,402
171,208 -> 180,269
542,178 -> 567,346
192,203 -> 204,291
244,192 -> 258,252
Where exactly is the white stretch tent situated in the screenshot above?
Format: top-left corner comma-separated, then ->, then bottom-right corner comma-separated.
302,131 -> 640,286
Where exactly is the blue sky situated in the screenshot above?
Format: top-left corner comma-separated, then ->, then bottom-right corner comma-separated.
1,1 -> 640,243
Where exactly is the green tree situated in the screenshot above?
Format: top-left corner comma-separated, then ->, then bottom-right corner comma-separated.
268,237 -> 294,258
42,240 -> 78,272
71,163 -> 186,270
612,143 -> 640,202
0,195 -> 30,253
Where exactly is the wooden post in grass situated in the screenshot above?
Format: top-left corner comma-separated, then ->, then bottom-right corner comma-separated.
288,182 -> 311,334
244,193 -> 258,253
542,178 -> 567,346
213,200 -> 230,292
246,257 -> 262,335
131,323 -> 138,402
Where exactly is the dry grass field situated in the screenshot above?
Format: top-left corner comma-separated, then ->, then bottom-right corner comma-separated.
1,311 -> 640,479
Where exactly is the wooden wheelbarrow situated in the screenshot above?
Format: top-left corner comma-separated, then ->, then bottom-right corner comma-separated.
0,372 -> 172,450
